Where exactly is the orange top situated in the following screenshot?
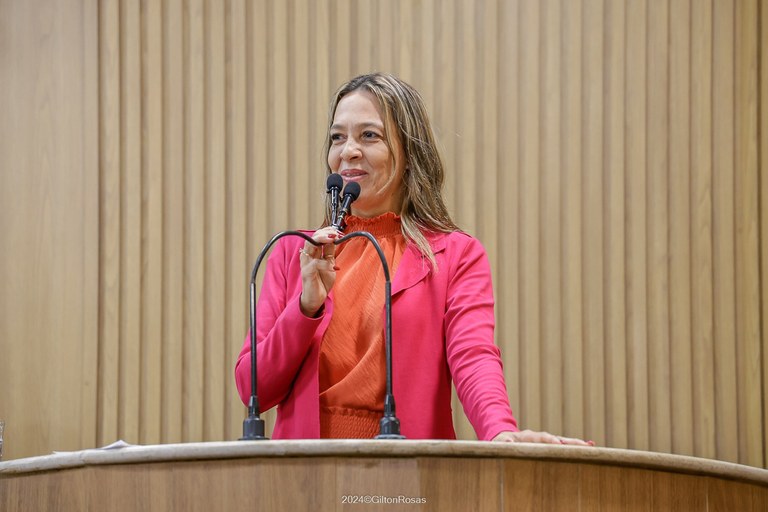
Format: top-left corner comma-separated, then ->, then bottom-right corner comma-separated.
319,213 -> 406,438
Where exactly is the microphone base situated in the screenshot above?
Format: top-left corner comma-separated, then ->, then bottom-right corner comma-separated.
239,417 -> 269,441
375,433 -> 406,440
375,415 -> 406,440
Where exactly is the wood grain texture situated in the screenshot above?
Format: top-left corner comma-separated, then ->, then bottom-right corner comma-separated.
1,0 -> 767,469
0,0 -> 100,461
5,451 -> 766,511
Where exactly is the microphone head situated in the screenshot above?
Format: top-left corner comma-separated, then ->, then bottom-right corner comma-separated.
326,173 -> 343,192
342,181 -> 361,200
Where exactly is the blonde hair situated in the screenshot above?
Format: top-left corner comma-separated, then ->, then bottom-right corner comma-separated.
322,73 -> 458,269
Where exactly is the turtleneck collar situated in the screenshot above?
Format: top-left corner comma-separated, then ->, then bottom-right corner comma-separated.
343,212 -> 402,238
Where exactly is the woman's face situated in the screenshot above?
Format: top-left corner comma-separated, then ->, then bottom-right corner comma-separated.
327,90 -> 406,218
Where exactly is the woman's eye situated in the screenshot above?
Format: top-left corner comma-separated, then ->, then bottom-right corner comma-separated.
330,133 -> 344,142
362,131 -> 379,139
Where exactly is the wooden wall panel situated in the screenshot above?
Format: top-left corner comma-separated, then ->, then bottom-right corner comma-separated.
0,0 -> 99,458
2,0 -> 767,469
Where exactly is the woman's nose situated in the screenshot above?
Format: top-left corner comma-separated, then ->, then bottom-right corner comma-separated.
340,139 -> 361,160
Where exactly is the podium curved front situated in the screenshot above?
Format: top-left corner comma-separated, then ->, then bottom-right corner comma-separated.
1,440 -> 766,510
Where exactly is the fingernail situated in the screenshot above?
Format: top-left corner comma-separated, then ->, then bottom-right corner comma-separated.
333,266 -> 340,271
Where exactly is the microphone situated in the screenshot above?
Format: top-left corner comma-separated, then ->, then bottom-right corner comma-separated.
332,181 -> 361,230
326,173 -> 343,225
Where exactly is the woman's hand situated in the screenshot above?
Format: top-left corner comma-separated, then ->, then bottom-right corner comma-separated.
492,429 -> 595,446
298,226 -> 342,317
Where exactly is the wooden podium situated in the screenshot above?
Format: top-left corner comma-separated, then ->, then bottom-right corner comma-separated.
1,440 -> 767,510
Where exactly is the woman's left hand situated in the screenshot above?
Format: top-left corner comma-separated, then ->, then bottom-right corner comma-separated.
492,430 -> 595,446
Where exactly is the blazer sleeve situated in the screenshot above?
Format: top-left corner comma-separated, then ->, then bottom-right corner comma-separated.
443,235 -> 519,440
234,237 -> 325,410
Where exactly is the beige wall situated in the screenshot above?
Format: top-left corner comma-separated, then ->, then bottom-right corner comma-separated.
1,0 -> 766,468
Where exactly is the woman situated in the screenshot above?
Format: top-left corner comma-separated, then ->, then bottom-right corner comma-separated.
235,72 -> 590,445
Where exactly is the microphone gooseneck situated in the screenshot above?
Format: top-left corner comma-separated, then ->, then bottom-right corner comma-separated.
332,181 -> 361,231
326,173 -> 343,225
240,230 -> 318,441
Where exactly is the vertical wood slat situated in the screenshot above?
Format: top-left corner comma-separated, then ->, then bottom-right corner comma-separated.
645,0 -> 671,454
624,0 -> 649,451
518,0 -> 541,431
396,0 -> 413,83
561,0 -> 584,440
581,0 -> 606,445
712,0 -> 739,464
497,0 -> 522,422
479,0 -> 499,374
247,0 -> 269,250
183,0 -> 205,442
204,0 -> 226,441
539,0 -> 562,435
434,1 -> 456,215
690,0 -> 716,460
734,0 -> 762,468
161,0 -> 185,444
668,0 -> 694,457
247,0 -> 278,433
603,0 -> 627,450
354,0 -> 373,73
140,0 -> 163,445
225,0 -> 248,438
456,0 -> 477,233
290,0 -> 311,228
269,1 -> 289,230
119,0 -> 142,445
311,0 -> 331,219
761,0 -> 768,470
81,0 -> 101,451
98,0 -> 121,446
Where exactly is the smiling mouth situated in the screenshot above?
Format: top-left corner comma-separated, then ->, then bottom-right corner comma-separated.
340,169 -> 367,179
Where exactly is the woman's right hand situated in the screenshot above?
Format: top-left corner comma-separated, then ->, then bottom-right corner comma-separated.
298,226 -> 342,317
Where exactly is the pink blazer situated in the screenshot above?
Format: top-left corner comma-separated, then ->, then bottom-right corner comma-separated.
235,230 -> 519,440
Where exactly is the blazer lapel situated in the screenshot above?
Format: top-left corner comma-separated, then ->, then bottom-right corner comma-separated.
391,233 -> 447,296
